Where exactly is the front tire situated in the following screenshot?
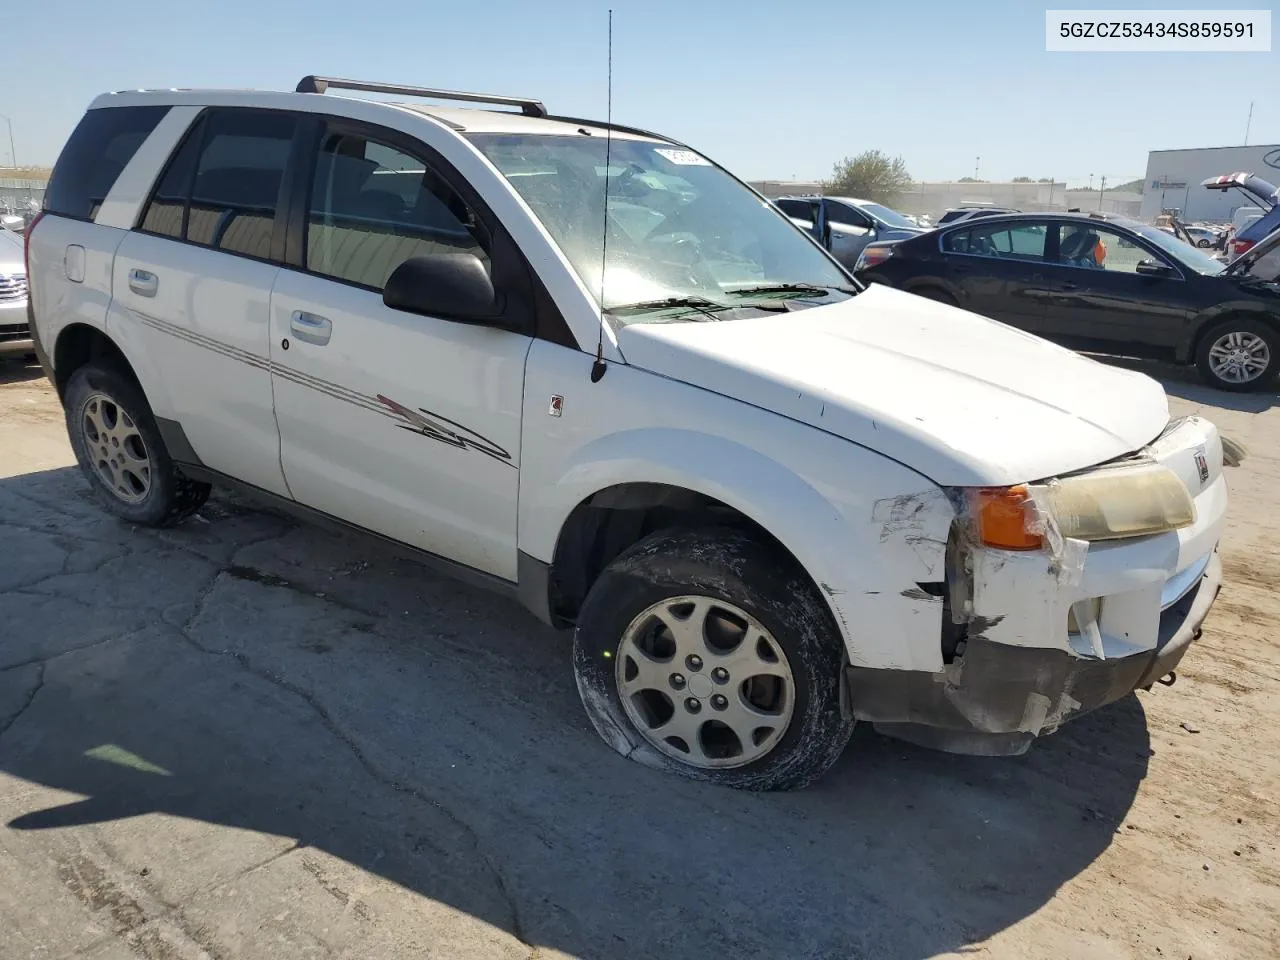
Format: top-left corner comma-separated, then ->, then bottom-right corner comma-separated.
572,527 -> 854,791
63,362 -> 211,526
1195,318 -> 1278,391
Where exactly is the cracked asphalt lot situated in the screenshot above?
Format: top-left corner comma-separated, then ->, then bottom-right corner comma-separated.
2,359 -> 1279,959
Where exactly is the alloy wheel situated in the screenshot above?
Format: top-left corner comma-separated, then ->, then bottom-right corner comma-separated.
80,393 -> 152,504
616,595 -> 795,769
1208,331 -> 1271,384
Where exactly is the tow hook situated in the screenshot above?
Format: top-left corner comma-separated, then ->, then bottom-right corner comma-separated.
1156,671 -> 1177,687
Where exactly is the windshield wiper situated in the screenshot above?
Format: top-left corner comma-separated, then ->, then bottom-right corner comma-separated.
607,296 -> 737,320
724,283 -> 856,299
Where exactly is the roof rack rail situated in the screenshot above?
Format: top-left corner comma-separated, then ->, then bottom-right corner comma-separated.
544,114 -> 676,145
295,76 -> 548,118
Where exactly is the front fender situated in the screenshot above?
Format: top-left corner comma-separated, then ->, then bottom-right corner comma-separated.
520,397 -> 955,673
1183,302 -> 1280,362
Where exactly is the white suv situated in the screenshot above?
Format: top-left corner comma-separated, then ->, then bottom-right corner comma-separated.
27,77 -> 1230,789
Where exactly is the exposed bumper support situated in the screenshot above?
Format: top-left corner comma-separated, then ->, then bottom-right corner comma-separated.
846,550 -> 1222,756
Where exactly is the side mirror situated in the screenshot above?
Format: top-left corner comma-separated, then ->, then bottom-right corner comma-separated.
1135,259 -> 1174,278
383,253 -> 502,323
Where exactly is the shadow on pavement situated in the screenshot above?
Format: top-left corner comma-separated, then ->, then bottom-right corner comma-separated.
0,466 -> 1152,960
0,356 -> 46,385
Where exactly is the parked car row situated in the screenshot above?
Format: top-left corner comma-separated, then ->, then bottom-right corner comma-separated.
854,210 -> 1280,390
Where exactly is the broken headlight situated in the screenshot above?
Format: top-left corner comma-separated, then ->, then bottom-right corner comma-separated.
1029,461 -> 1195,542
967,461 -> 1195,549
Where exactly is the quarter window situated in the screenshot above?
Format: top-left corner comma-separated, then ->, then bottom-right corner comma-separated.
45,106 -> 170,221
136,108 -> 296,260
305,130 -> 488,291
943,221 -> 1047,260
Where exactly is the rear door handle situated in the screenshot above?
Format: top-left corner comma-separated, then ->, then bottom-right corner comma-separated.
128,268 -> 158,297
289,310 -> 332,346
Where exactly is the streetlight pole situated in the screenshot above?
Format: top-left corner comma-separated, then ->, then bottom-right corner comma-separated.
0,114 -> 15,169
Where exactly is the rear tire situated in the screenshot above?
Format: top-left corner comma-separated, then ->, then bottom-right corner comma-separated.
572,527 -> 854,791
1194,318 -> 1278,391
63,362 -> 211,526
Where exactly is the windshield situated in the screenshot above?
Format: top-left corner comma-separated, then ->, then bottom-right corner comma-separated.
1128,221 -> 1226,276
1242,233 -> 1280,282
467,133 -> 853,317
857,202 -> 918,230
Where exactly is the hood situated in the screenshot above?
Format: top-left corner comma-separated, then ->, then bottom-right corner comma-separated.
0,227 -> 22,271
616,284 -> 1169,487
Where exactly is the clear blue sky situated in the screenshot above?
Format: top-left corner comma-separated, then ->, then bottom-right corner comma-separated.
2,0 -> 1275,187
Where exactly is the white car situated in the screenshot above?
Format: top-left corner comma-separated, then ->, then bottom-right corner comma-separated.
0,226 -> 32,358
27,77 -> 1230,789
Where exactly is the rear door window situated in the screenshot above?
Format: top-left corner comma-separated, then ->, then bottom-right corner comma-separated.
44,106 -> 170,221
136,108 -> 297,261
825,201 -> 872,228
138,120 -> 204,240
775,198 -> 816,222
942,221 -> 1047,260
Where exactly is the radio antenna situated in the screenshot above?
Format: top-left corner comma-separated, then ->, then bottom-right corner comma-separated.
590,8 -> 613,384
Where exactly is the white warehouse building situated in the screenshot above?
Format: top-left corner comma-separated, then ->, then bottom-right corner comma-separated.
1140,143 -> 1280,222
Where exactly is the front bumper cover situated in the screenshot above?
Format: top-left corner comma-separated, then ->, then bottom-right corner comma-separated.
846,550 -> 1222,755
0,299 -> 32,357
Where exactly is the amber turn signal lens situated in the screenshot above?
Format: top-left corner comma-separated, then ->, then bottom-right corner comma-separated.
971,485 -> 1044,550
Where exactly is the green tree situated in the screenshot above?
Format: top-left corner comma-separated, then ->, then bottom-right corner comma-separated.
824,151 -> 912,204
1012,176 -> 1034,183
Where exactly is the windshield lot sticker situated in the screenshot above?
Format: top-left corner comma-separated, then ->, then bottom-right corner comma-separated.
654,148 -> 710,166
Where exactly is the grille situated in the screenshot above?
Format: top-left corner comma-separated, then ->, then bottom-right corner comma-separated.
0,273 -> 27,303
0,322 -> 29,343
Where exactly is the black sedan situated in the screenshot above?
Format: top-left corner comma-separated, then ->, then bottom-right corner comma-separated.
854,211 -> 1280,390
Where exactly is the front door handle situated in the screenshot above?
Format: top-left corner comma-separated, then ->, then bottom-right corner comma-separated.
289,310 -> 333,346
128,268 -> 158,297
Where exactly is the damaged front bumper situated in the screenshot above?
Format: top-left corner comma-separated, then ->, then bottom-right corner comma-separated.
848,415 -> 1230,756
847,549 -> 1221,755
